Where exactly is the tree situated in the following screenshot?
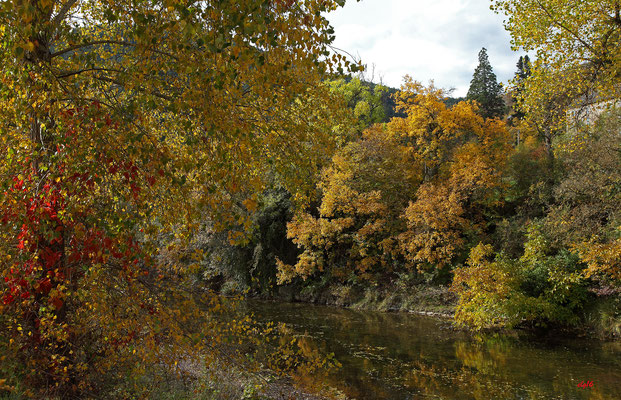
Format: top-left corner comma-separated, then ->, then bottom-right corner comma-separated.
510,55 -> 531,122
196,187 -> 301,295
388,77 -> 464,181
0,0 -> 355,396
452,227 -> 589,331
400,136 -> 509,272
492,0 -> 621,99
548,108 -> 621,285
328,75 -> 389,134
516,55 -> 531,82
278,125 -> 421,284
466,48 -> 506,119
492,0 -> 621,152
387,80 -> 511,274
282,79 -> 512,284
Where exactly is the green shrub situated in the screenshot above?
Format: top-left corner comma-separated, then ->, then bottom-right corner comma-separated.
453,224 -> 590,331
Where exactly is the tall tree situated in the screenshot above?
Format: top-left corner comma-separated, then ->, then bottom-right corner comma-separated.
466,48 -> 506,119
516,55 -> 531,82
492,0 -> 621,152
395,79 -> 511,271
509,55 -> 532,124
492,0 -> 621,100
0,0 -> 354,396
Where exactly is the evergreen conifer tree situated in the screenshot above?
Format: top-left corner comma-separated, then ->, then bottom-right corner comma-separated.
511,55 -> 532,121
467,48 -> 506,119
516,55 -> 532,81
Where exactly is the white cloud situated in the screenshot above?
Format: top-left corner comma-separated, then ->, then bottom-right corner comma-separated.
326,0 -> 518,96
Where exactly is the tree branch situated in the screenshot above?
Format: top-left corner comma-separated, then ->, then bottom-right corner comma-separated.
92,75 -> 175,102
51,40 -> 179,61
51,0 -> 79,26
56,67 -> 124,79
534,0 -> 596,54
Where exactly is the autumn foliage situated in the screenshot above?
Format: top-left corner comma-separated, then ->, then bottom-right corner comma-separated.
0,0 -> 355,397
280,0 -> 621,336
282,70 -> 620,334
2,0 -> 621,396
280,79 -> 511,284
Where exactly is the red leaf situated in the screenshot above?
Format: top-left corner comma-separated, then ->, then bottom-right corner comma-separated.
2,293 -> 14,305
37,278 -> 52,295
50,296 -> 63,310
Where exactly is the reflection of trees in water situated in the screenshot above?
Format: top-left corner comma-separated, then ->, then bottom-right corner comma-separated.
403,363 -> 517,400
455,337 -> 510,374
246,301 -> 621,400
402,336 -> 620,400
401,337 -> 527,400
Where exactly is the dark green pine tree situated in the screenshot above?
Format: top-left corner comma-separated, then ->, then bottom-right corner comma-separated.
466,48 -> 506,119
511,55 -> 531,121
516,55 -> 531,82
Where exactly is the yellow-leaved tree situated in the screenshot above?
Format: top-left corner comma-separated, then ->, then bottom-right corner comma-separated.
278,125 -> 421,284
392,78 -> 511,271
494,0 -> 621,288
0,0 -> 356,397
281,78 -> 511,284
493,0 -> 621,153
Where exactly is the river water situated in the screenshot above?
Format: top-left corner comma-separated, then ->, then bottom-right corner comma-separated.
241,300 -> 621,400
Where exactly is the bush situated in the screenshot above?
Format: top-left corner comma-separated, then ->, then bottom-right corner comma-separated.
452,224 -> 590,331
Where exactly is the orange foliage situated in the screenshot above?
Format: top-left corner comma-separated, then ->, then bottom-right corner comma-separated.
396,79 -> 511,268
278,125 -> 420,283
283,79 -> 512,280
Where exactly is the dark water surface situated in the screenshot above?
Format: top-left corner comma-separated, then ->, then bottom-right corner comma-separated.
242,300 -> 621,400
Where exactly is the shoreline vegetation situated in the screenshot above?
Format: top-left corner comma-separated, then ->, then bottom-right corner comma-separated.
237,282 -> 620,341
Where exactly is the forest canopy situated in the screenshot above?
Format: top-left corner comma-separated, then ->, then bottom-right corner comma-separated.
1,0 -> 620,398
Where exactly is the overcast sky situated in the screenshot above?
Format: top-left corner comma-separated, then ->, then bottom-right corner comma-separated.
326,0 -> 521,97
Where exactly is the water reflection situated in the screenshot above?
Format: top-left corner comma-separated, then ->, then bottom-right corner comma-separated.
243,300 -> 621,400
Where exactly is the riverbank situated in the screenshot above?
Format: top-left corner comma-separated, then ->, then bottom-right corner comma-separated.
270,283 -> 456,318
236,280 -> 458,321
242,281 -> 620,341
143,359 -> 333,400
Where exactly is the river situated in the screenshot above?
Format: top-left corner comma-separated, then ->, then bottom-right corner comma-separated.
240,300 -> 621,400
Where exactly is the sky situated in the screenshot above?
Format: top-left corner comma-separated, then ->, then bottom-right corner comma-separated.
326,0 -> 521,97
